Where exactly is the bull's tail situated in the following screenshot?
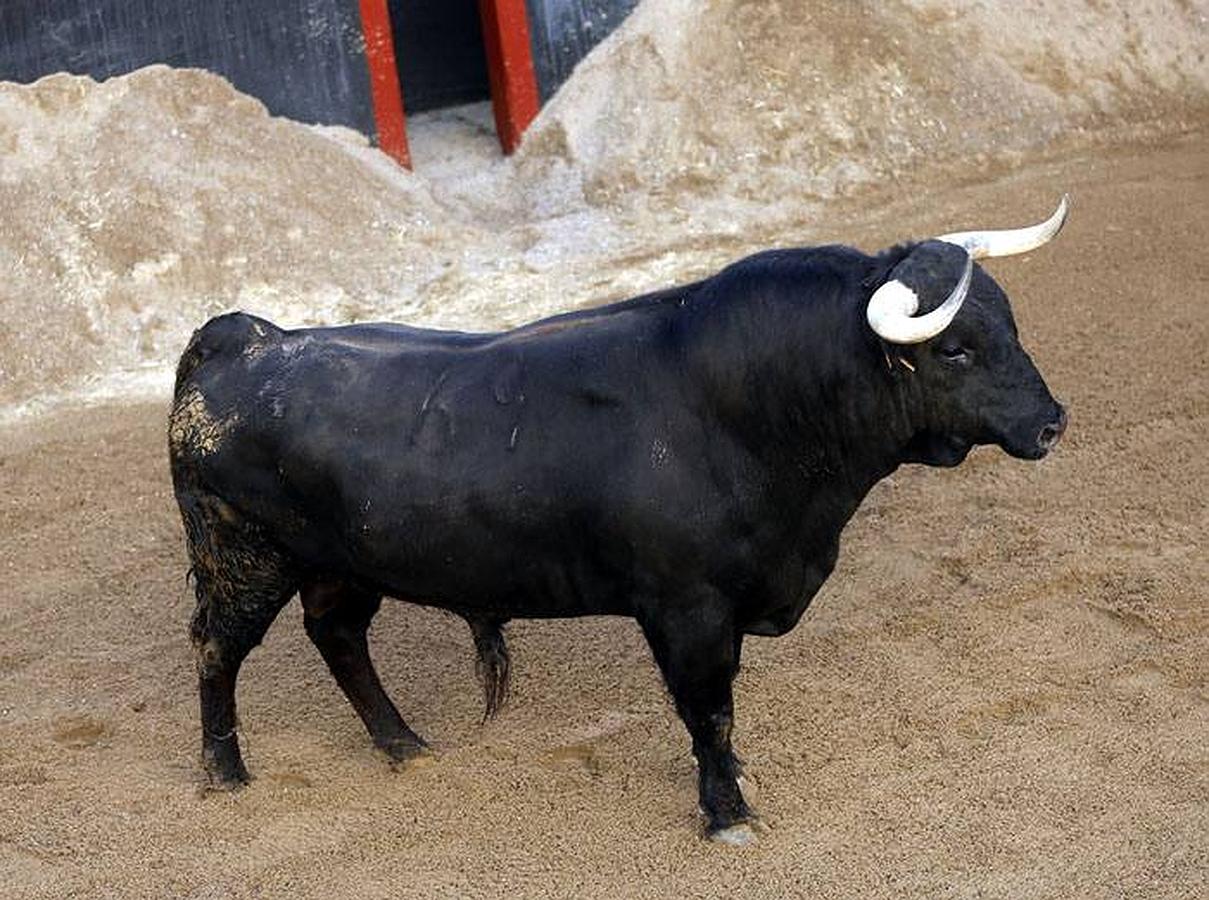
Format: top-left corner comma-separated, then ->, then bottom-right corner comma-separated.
467,617 -> 510,721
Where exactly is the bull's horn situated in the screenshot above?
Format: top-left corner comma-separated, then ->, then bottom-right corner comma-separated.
936,195 -> 1070,260
866,253 -> 974,345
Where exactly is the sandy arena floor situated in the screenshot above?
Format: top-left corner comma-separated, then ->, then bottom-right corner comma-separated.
1,135 -> 1206,898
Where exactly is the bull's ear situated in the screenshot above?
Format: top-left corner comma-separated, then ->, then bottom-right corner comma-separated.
863,244 -> 914,292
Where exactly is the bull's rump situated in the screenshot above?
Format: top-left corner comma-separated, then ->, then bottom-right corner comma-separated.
170,312 -> 716,618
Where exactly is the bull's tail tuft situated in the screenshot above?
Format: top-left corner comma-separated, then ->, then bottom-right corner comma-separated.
468,617 -> 510,722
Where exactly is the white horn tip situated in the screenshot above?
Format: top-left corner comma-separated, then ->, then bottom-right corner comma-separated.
938,193 -> 1072,260
1053,193 -> 1071,226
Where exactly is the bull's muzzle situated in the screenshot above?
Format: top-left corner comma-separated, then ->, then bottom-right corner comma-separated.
1036,406 -> 1068,454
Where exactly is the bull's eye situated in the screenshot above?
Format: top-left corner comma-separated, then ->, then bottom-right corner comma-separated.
937,344 -> 971,365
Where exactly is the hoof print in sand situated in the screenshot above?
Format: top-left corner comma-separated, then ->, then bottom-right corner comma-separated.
52,716 -> 108,749
546,742 -> 604,777
269,771 -> 312,789
709,823 -> 758,846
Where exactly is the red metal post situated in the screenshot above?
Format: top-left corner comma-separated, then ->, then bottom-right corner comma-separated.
478,0 -> 541,154
358,0 -> 411,168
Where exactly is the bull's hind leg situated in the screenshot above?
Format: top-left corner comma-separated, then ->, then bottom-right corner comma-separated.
300,582 -> 428,763
182,495 -> 298,789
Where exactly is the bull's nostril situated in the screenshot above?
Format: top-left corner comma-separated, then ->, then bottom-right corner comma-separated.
1038,412 -> 1066,451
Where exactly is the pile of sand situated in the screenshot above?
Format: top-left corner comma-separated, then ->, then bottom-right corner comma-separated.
0,67 -> 493,412
510,0 -> 1209,216
0,0 -> 1205,415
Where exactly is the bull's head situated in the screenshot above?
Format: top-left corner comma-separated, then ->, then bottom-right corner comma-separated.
866,198 -> 1069,466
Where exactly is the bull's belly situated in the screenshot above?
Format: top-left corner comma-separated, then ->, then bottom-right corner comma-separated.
373,557 -> 633,620
289,513 -> 636,621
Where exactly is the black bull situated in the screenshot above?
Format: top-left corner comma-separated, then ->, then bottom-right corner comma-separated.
169,240 -> 1066,840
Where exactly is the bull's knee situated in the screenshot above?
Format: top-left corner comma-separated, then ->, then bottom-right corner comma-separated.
195,637 -> 224,677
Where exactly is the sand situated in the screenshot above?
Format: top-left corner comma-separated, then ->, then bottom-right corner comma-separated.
2,136 -> 1205,899
1,0 -> 1207,896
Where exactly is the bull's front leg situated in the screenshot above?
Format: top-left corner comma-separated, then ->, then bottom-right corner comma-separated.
639,594 -> 754,843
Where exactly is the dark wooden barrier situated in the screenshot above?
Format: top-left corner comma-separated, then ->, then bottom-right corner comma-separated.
524,0 -> 639,102
0,0 -> 638,161
0,1 -> 377,133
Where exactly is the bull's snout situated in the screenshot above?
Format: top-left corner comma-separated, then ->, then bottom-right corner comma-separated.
1037,406 -> 1068,453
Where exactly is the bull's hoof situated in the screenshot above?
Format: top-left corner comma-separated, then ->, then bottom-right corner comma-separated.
202,759 -> 250,792
202,741 -> 250,791
204,770 -> 250,792
382,739 -> 435,769
708,822 -> 758,846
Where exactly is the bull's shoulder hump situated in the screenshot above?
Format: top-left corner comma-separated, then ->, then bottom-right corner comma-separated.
480,284 -> 702,356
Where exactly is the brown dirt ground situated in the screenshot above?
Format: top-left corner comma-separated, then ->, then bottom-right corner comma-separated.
1,136 -> 1206,899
